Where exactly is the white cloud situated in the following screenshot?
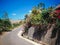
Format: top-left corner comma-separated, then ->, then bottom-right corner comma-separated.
12,13 -> 16,16
29,10 -> 32,13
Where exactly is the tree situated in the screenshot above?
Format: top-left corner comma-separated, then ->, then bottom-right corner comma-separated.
2,11 -> 9,20
37,2 -> 45,10
2,12 -> 12,31
0,19 -> 3,34
24,14 -> 28,20
30,13 -> 43,25
47,6 -> 54,13
42,9 -> 50,24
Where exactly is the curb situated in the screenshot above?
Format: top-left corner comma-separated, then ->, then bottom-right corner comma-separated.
17,30 -> 42,45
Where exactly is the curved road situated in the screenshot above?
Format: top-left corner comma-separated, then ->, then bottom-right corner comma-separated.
0,26 -> 34,45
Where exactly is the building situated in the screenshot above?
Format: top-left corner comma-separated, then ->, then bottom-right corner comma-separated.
54,5 -> 60,19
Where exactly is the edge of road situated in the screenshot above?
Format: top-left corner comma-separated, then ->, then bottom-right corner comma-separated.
17,30 -> 42,45
0,26 -> 21,37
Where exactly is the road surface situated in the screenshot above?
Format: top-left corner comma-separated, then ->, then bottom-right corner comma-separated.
0,26 -> 34,45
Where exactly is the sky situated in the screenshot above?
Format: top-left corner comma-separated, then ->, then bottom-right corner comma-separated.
0,0 -> 60,20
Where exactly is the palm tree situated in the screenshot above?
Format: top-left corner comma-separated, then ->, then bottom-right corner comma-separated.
2,12 -> 12,31
37,2 -> 45,10
24,14 -> 28,20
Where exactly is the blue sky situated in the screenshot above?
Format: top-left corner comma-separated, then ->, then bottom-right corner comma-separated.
0,0 -> 60,20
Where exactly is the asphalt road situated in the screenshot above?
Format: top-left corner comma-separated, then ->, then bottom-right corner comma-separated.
0,26 -> 34,45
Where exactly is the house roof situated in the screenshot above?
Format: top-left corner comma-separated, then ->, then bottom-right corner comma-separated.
55,5 -> 60,10
54,10 -> 60,13
54,5 -> 60,13
53,5 -> 60,19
